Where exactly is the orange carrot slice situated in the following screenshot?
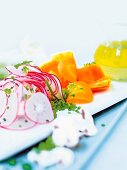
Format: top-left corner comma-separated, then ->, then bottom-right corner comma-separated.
66,81 -> 93,104
90,77 -> 111,92
88,63 -> 105,81
77,66 -> 94,84
77,63 -> 105,84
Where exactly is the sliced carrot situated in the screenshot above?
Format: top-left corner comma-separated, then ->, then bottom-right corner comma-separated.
66,81 -> 93,104
77,66 -> 94,84
77,63 -> 105,84
90,77 -> 111,92
58,61 -> 77,82
40,60 -> 58,73
88,63 -> 105,81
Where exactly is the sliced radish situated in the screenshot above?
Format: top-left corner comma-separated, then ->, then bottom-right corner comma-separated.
25,92 -> 54,124
6,65 -> 41,77
0,90 -> 8,117
0,92 -> 18,127
4,115 -> 36,130
28,71 -> 62,97
6,66 -> 26,77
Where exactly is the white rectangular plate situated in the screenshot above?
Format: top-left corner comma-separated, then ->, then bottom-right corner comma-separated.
81,81 -> 127,114
0,81 -> 127,161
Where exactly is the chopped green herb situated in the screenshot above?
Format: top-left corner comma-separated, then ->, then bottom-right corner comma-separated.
45,79 -> 80,117
14,61 -> 32,69
11,76 -> 15,80
51,98 -> 81,118
22,163 -> 32,170
30,88 -> 34,93
4,88 -> 12,94
68,83 -> 76,89
22,66 -> 29,74
23,94 -> 29,100
101,123 -> 106,127
80,87 -> 84,90
45,80 -> 59,100
8,158 -> 17,166
34,136 -> 56,152
62,88 -> 69,100
70,94 -> 75,97
25,86 -> 29,91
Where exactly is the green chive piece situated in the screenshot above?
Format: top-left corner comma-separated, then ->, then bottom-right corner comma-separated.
4,88 -> 12,94
22,66 -> 29,74
22,163 -> 32,170
14,61 -> 32,69
8,158 -> 17,166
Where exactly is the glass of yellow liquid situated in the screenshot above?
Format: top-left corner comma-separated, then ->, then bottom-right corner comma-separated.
94,23 -> 127,81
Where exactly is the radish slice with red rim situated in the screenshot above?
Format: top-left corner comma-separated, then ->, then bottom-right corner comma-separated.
6,66 -> 26,77
6,65 -> 41,77
27,71 -> 62,97
3,115 -> 36,130
0,92 -> 18,127
0,90 -> 8,117
25,92 -> 54,124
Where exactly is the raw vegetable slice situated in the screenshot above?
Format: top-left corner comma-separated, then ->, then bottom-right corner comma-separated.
90,76 -> 111,92
4,115 -> 36,130
25,92 -> 54,124
6,65 -> 41,77
0,90 -> 8,117
27,71 -> 62,98
77,63 -> 105,84
0,92 -> 18,127
66,81 -> 93,104
6,66 -> 26,77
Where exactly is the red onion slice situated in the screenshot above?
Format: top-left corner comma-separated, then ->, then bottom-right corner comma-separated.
0,92 -> 18,127
25,92 -> 54,124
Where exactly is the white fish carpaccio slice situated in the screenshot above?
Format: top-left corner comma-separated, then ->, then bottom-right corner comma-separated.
0,92 -> 18,127
5,115 -> 36,130
0,90 -> 8,117
25,92 -> 54,124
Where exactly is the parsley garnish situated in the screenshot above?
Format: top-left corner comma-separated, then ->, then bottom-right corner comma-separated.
101,123 -> 106,127
33,136 -> 56,152
11,76 -> 15,80
51,99 -> 81,118
22,163 -> 32,170
8,158 -> 17,166
22,66 -> 29,74
45,81 -> 81,118
4,88 -> 12,94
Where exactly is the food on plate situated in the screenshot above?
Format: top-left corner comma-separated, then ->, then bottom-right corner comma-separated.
27,109 -> 97,168
0,61 -> 63,130
27,147 -> 74,168
40,51 -> 77,88
94,40 -> 127,80
66,81 -> 93,104
0,61 -> 83,130
77,62 -> 105,84
40,51 -> 111,103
